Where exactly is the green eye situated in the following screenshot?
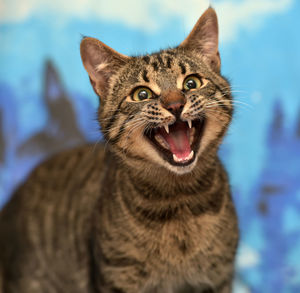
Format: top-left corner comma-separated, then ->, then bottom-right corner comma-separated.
183,75 -> 202,91
132,87 -> 153,101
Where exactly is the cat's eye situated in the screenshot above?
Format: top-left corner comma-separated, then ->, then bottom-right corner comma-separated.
132,87 -> 153,101
183,75 -> 202,91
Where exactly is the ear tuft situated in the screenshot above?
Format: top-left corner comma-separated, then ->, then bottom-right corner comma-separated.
180,7 -> 220,72
80,37 -> 129,97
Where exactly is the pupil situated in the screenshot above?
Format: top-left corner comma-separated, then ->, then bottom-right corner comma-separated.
138,90 -> 148,100
187,79 -> 196,89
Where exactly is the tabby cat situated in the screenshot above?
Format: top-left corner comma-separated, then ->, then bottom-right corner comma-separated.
0,8 -> 239,293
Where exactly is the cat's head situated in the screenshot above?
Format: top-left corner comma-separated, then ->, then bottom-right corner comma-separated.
80,8 -> 233,175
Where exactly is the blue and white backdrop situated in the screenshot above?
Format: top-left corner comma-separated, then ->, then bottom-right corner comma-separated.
1,0 -> 300,292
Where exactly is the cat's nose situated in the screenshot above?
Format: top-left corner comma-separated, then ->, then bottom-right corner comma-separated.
161,90 -> 186,117
166,102 -> 185,116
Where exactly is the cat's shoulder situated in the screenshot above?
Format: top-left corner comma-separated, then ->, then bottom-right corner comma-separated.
27,143 -> 106,181
1,144 -> 107,215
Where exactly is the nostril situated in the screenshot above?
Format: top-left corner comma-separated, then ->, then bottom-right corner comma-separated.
167,103 -> 184,114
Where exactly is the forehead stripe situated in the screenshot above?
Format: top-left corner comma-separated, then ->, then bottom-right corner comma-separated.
156,55 -> 164,66
142,70 -> 150,82
166,57 -> 172,68
151,61 -> 159,71
179,62 -> 186,74
142,56 -> 150,64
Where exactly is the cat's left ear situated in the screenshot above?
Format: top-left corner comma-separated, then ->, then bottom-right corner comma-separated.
80,37 -> 129,97
180,7 -> 220,72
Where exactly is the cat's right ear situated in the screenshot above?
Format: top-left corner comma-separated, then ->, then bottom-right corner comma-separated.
179,7 -> 220,72
80,37 -> 129,97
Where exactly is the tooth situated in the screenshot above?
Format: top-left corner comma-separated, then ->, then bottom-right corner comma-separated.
188,150 -> 194,160
155,134 -> 169,150
173,151 -> 194,163
164,124 -> 169,134
187,119 -> 192,129
173,154 -> 180,162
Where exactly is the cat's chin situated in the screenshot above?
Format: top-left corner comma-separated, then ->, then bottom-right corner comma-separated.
162,156 -> 199,174
144,117 -> 205,172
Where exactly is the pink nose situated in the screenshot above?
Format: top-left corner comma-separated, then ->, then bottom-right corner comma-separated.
166,102 -> 185,116
161,90 -> 186,116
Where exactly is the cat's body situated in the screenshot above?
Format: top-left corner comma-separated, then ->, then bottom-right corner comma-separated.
0,8 -> 239,293
0,145 -> 237,293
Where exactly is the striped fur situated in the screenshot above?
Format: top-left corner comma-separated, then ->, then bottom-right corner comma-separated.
0,8 -> 238,293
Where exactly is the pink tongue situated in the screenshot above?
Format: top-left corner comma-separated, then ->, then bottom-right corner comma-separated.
159,122 -> 191,159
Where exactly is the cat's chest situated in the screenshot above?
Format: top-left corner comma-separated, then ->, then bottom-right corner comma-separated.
140,218 -> 216,292
150,212 -> 216,255
142,214 -> 216,273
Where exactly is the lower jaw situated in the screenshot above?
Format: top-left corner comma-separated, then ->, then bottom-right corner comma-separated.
164,156 -> 199,174
145,138 -> 200,168
166,151 -> 197,167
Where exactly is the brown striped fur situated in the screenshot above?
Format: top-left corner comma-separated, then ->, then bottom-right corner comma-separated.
0,8 -> 238,293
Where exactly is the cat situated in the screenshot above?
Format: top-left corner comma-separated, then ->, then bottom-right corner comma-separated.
0,7 -> 239,293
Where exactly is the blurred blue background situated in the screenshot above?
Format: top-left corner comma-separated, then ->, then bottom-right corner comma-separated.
0,0 -> 300,292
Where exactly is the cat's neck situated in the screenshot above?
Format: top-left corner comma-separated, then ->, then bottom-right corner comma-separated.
95,148 -> 226,231
115,147 -> 222,198
112,152 -> 226,224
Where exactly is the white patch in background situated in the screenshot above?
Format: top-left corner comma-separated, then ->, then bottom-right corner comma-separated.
233,278 -> 251,293
236,243 -> 260,269
0,0 -> 39,23
231,243 -> 260,292
215,0 -> 293,43
0,0 -> 293,43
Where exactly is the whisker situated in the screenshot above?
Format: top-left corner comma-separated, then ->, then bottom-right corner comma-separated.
206,98 -> 253,111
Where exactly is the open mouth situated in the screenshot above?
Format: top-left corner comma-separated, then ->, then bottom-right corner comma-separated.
144,118 -> 206,166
